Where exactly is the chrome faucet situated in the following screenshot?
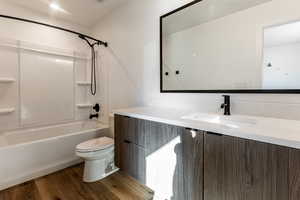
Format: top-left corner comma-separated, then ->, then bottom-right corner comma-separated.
221,95 -> 231,116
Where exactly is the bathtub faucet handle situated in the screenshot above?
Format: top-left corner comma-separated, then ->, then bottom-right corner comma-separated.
93,103 -> 100,113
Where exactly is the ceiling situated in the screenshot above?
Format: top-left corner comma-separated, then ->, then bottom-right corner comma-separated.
3,0 -> 129,28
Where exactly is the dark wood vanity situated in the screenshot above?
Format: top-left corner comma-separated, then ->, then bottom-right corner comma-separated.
115,114 -> 300,200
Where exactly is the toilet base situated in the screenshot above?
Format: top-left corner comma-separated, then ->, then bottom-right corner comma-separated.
83,159 -> 119,182
83,159 -> 104,182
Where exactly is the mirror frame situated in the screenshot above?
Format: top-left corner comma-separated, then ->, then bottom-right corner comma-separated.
160,0 -> 300,94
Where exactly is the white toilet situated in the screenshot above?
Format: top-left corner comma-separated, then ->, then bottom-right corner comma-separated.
76,137 -> 118,182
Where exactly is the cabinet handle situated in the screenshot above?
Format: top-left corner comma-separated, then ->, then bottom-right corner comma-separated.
124,140 -> 132,144
207,132 -> 223,136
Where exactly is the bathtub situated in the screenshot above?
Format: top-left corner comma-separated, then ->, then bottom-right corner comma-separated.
0,121 -> 108,190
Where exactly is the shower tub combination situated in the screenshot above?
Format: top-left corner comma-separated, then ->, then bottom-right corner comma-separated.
0,121 -> 108,190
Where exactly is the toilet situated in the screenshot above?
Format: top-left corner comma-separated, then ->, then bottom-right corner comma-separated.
76,137 -> 117,182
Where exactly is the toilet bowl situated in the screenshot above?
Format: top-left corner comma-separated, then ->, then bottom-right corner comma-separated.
76,137 -> 118,182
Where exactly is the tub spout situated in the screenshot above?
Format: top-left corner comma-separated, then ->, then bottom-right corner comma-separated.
89,113 -> 99,119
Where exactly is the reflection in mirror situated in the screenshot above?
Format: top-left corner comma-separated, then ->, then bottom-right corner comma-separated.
263,21 -> 300,89
161,0 -> 300,92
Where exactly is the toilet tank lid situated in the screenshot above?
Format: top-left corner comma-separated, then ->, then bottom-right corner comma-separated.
76,137 -> 114,152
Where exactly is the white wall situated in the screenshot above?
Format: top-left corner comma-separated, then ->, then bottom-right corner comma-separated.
92,0 -> 300,121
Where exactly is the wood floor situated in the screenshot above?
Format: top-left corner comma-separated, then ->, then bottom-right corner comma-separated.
0,164 -> 154,200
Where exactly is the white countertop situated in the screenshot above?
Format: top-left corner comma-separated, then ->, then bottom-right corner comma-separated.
114,107 -> 300,150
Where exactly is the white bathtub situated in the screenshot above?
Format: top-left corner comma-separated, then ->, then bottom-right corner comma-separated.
0,121 -> 109,190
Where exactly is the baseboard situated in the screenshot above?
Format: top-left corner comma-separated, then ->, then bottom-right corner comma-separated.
0,158 -> 83,191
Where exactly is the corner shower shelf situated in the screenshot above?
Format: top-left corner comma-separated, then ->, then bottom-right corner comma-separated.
77,81 -> 91,86
0,108 -> 15,115
77,104 -> 93,108
0,78 -> 15,83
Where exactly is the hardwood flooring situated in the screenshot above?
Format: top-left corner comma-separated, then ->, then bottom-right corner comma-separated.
0,164 -> 154,200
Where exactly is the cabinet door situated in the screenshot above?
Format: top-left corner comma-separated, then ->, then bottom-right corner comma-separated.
143,121 -> 184,200
145,120 -> 182,155
204,132 -> 289,200
180,129 -> 204,200
289,148 -> 300,200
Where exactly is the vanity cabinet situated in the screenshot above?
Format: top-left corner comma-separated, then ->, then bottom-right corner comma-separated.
114,115 -> 300,200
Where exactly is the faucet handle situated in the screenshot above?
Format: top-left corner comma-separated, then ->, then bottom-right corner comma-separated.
93,103 -> 100,113
220,103 -> 227,109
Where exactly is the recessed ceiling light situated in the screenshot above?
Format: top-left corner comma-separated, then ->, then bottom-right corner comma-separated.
49,2 -> 70,14
50,2 -> 61,11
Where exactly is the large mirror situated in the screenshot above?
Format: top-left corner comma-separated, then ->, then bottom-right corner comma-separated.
161,0 -> 300,93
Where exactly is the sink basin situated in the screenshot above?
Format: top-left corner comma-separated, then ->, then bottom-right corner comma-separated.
181,113 -> 257,127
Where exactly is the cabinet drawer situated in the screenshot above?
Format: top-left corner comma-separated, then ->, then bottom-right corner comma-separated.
120,140 -> 146,184
115,115 -> 146,147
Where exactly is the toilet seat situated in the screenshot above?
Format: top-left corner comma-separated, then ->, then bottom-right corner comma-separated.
76,137 -> 114,153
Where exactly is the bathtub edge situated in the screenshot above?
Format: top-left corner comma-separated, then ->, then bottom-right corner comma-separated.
0,158 -> 83,191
